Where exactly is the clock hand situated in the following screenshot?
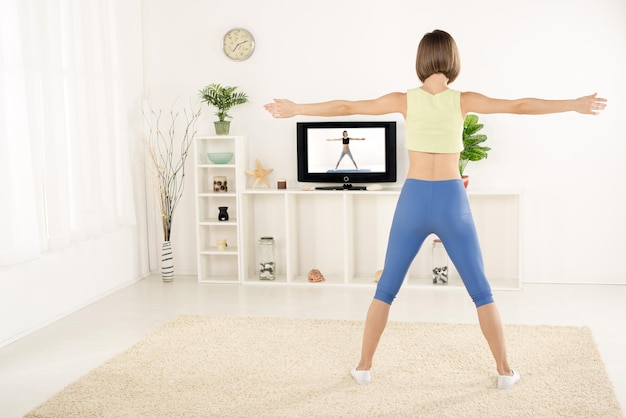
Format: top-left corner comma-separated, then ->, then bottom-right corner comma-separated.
232,40 -> 249,52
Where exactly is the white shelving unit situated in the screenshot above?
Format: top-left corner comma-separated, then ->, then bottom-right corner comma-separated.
194,135 -> 247,283
194,136 -> 521,289
239,188 -> 522,290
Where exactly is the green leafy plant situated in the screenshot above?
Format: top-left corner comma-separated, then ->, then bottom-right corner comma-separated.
198,83 -> 249,122
459,114 -> 491,175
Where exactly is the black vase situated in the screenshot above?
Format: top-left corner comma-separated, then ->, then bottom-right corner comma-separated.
218,206 -> 229,221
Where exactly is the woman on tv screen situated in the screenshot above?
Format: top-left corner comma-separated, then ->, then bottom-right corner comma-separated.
327,130 -> 365,171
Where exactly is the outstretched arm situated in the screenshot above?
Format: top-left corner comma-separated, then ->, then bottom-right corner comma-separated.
264,92 -> 406,118
462,92 -> 607,116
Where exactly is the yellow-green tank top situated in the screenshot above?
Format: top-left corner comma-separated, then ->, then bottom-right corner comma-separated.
406,88 -> 463,153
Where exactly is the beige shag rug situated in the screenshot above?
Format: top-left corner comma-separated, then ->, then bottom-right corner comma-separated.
26,315 -> 622,418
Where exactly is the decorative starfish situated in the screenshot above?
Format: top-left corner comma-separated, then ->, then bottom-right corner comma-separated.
245,159 -> 273,188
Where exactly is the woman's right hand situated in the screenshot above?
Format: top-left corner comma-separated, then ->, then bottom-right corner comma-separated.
264,98 -> 297,118
575,93 -> 607,115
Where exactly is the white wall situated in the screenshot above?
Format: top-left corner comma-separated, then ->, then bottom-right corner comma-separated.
143,0 -> 626,284
0,228 -> 137,346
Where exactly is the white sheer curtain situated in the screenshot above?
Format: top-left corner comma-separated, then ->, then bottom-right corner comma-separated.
0,0 -> 140,266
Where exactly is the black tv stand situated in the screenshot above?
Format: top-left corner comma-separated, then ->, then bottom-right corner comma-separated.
315,183 -> 367,191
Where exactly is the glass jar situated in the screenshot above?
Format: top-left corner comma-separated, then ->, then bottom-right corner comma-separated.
432,238 -> 448,285
258,236 -> 275,280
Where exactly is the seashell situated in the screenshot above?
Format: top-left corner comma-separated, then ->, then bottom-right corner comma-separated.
308,269 -> 325,283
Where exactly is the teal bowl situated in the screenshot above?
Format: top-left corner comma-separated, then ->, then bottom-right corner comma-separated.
207,152 -> 234,164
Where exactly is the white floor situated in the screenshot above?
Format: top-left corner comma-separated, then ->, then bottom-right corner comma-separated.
1,275 -> 625,417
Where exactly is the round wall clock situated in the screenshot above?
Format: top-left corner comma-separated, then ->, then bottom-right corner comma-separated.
222,28 -> 255,61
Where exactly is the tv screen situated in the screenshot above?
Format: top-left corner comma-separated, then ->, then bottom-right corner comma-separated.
296,121 -> 397,190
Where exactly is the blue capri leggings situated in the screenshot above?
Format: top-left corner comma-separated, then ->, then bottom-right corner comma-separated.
374,179 -> 494,307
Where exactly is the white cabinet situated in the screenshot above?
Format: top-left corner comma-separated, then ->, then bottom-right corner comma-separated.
194,135 -> 247,283
193,134 -> 521,288
239,188 -> 521,290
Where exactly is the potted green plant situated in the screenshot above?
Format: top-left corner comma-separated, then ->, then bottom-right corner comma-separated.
199,83 -> 249,135
459,114 -> 490,188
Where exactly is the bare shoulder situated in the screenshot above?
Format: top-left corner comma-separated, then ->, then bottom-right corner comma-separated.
382,91 -> 407,99
373,92 -> 407,116
348,91 -> 406,116
461,91 -> 518,115
381,91 -> 406,103
374,92 -> 406,106
460,91 -> 488,106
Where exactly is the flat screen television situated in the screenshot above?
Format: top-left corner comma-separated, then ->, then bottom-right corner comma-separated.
296,121 -> 397,190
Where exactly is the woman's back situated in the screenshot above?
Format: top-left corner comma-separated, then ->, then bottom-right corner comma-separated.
405,74 -> 463,181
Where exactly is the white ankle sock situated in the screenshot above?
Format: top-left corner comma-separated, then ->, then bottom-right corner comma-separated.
497,369 -> 520,389
350,367 -> 371,385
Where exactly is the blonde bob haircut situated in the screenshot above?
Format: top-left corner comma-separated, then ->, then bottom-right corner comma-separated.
415,30 -> 460,83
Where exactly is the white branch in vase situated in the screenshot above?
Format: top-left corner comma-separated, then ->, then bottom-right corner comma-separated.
143,100 -> 201,242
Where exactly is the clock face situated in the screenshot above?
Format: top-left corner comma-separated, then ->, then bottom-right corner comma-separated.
223,28 -> 255,61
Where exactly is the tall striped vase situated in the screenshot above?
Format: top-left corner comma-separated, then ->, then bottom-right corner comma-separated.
161,241 -> 174,282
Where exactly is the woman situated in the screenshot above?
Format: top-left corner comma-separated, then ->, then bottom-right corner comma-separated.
327,130 -> 365,170
264,29 -> 606,389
